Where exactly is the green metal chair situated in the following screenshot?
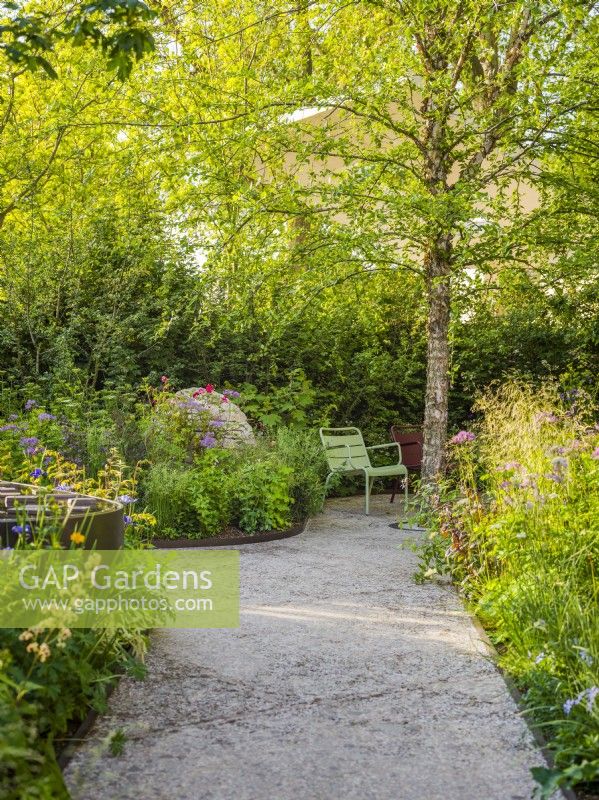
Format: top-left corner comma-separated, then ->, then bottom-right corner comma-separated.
319,427 -> 408,515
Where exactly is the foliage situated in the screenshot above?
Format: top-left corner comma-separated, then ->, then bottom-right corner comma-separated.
0,625 -> 145,799
0,399 -> 149,796
145,445 -> 296,538
274,427 -> 328,519
233,457 -> 293,534
416,382 -> 599,795
0,0 -> 155,79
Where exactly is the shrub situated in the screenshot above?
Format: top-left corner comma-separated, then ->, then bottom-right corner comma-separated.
274,427 -> 327,519
143,464 -> 202,538
233,458 -> 293,533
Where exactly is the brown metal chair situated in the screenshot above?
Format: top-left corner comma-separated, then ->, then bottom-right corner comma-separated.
389,426 -> 423,503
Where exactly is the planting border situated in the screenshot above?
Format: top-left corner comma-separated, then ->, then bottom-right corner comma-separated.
151,518 -> 307,548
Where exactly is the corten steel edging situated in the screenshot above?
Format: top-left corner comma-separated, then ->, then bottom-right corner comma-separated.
152,518 -> 307,549
0,481 -> 124,549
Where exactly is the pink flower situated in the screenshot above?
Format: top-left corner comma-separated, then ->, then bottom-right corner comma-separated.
160,375 -> 168,384
449,430 -> 476,445
221,396 -> 229,404
592,447 -> 599,460
193,388 -> 207,397
205,384 -> 215,393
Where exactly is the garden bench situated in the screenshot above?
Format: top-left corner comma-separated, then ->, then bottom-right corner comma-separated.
319,427 -> 408,515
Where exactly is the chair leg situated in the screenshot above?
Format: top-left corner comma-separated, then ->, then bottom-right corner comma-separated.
365,474 -> 370,515
403,472 -> 409,520
390,478 -> 398,504
322,472 -> 334,510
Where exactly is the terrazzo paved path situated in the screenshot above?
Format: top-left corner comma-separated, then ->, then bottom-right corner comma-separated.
65,495 -> 556,800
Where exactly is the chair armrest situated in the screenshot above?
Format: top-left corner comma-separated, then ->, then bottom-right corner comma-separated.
366,442 -> 402,465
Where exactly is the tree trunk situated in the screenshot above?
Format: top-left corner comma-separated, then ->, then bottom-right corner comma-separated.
421,234 -> 452,483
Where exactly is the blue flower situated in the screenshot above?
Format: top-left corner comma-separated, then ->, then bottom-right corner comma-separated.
0,424 -> 19,432
117,495 -> 137,505
55,483 -> 72,492
37,412 -> 56,422
19,436 -> 39,448
200,434 -> 217,448
11,524 -> 31,536
563,687 -> 598,715
30,468 -> 45,479
124,515 -> 133,525
579,649 -> 594,667
24,400 -> 37,411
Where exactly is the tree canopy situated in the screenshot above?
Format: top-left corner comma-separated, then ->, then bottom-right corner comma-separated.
0,0 -> 597,472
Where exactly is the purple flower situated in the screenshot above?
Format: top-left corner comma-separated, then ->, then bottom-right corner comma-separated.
592,447 -> 599,460
536,412 -> 559,424
521,475 -> 536,488
209,419 -> 225,428
545,472 -> 564,484
449,430 -> 476,445
124,515 -> 133,525
11,524 -> 31,536
200,434 -> 217,448
223,389 -> 241,398
37,412 -> 56,422
117,495 -> 137,505
55,483 -> 72,491
0,424 -> 19,432
563,687 -> 598,715
24,400 -> 37,411
551,456 -> 568,471
30,468 -> 45,479
578,649 -> 594,666
20,436 -> 39,448
587,686 -> 599,711
534,652 -> 546,664
497,461 -> 521,472
8,414 -> 18,421
563,692 -> 584,715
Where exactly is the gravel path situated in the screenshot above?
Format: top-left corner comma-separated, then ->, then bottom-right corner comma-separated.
65,495 -> 556,800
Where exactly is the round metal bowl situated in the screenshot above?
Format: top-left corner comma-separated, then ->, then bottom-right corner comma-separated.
0,481 -> 124,549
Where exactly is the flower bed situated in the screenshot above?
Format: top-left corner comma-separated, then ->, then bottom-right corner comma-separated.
0,383 -> 326,796
416,382 -> 599,798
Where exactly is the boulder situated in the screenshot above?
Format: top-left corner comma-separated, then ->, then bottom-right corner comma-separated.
173,388 -> 256,448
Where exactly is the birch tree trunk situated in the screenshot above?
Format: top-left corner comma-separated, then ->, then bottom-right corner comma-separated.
421,233 -> 452,482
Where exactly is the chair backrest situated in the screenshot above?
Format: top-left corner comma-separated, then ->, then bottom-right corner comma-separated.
319,427 -> 370,472
390,426 -> 423,470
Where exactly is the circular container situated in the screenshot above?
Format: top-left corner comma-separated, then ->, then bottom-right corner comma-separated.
0,482 -> 124,549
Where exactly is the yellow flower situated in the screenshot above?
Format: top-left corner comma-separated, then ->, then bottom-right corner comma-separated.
70,531 -> 86,545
